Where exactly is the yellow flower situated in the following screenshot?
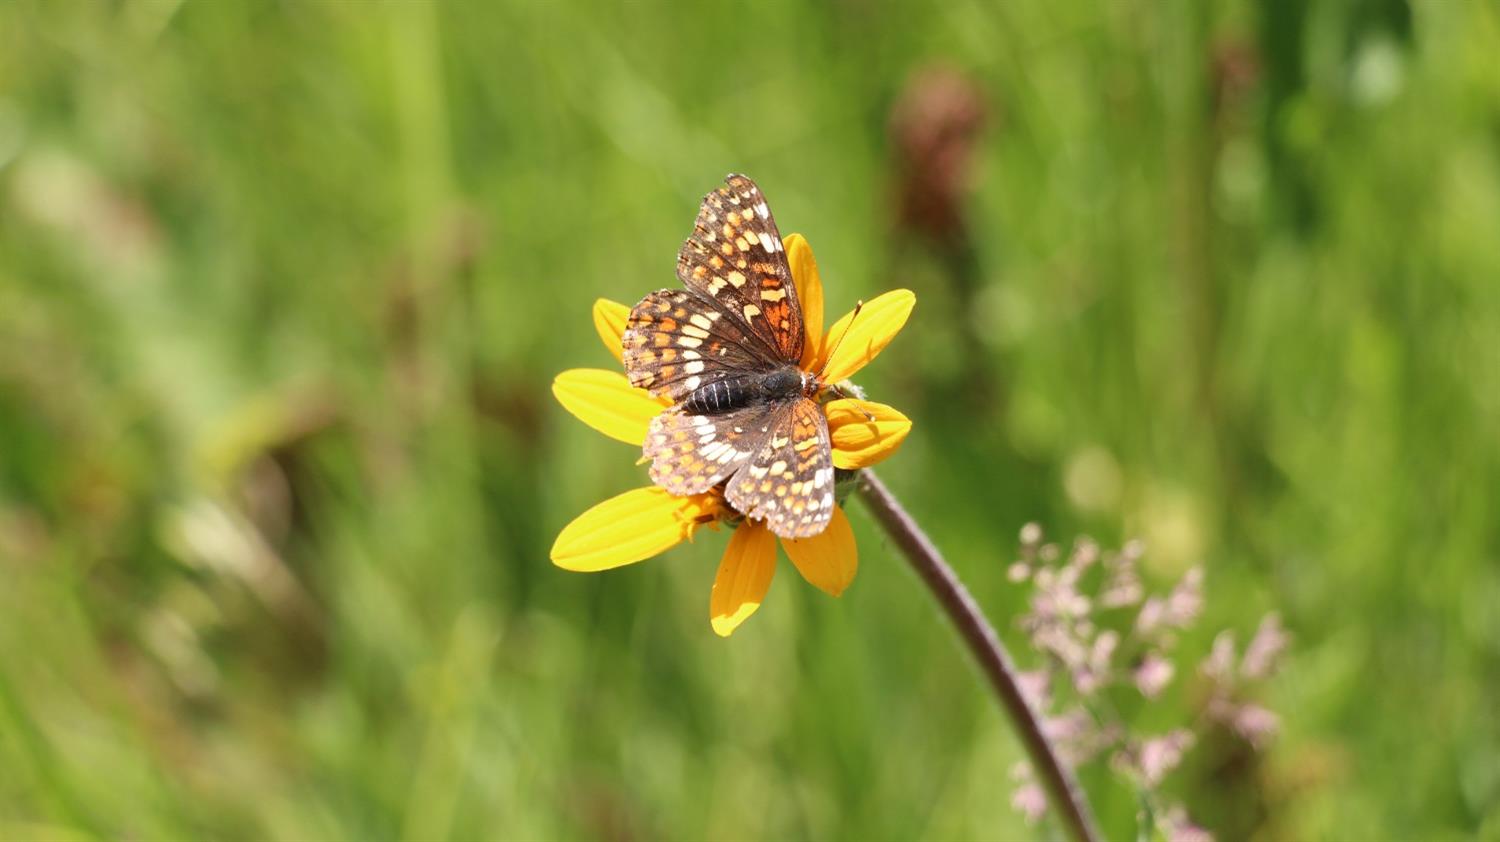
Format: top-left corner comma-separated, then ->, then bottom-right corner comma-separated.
551,234 -> 914,636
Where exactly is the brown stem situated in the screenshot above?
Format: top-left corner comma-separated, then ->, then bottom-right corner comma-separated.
855,469 -> 1102,842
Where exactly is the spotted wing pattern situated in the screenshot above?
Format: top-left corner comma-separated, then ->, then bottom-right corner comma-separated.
630,173 -> 836,540
725,397 -> 835,539
643,403 -> 782,496
676,174 -> 803,364
623,288 -> 777,403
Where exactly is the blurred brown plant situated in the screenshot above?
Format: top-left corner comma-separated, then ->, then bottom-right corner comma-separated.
888,66 -> 987,249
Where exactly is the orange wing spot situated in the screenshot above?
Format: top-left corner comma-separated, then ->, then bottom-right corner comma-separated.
735,237 -> 750,252
652,333 -> 671,347
660,348 -> 677,362
720,243 -> 735,256
659,317 -> 677,332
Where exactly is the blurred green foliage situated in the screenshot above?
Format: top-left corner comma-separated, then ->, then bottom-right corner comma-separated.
2,0 -> 1499,839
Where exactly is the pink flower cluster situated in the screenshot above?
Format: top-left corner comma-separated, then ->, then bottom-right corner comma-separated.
1006,525 -> 1289,840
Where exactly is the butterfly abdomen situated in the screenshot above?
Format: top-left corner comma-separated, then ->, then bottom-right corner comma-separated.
681,378 -> 744,415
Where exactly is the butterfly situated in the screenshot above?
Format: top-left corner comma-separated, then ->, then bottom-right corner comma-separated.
622,174 -> 838,539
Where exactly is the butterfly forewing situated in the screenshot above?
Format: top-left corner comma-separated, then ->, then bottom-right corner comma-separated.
724,397 -> 835,539
677,174 -> 803,364
623,288 -> 776,403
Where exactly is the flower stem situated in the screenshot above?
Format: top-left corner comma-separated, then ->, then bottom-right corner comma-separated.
855,469 -> 1102,842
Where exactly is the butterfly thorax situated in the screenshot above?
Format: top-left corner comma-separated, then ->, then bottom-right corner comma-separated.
682,365 -> 814,416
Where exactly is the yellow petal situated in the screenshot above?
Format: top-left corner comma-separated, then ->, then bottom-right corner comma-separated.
779,504 -> 857,596
592,298 -> 631,364
552,486 -> 717,572
819,289 -> 916,383
709,521 -> 778,637
552,368 -> 668,446
785,233 -> 824,369
826,399 -> 913,469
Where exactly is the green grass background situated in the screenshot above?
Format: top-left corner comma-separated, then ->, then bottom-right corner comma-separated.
2,1 -> 1499,839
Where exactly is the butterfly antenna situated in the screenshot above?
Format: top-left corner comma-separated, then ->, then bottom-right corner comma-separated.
816,301 -> 876,421
817,299 -> 864,380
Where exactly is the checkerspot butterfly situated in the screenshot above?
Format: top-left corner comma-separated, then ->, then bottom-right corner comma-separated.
622,174 -> 836,539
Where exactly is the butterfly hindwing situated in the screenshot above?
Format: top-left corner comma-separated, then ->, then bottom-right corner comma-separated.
643,403 -> 780,496
677,174 -> 803,365
725,397 -> 835,539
